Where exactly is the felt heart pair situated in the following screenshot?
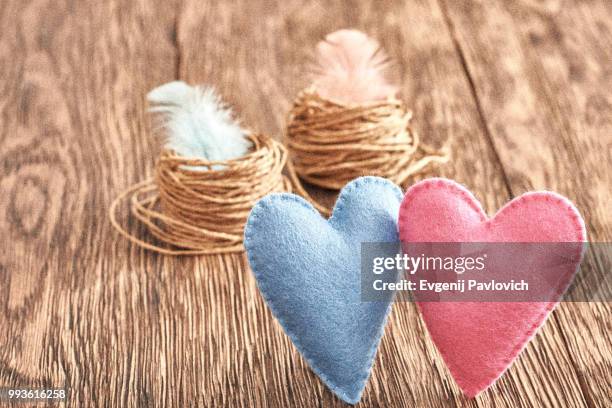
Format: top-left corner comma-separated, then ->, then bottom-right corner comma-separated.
244,177 -> 586,404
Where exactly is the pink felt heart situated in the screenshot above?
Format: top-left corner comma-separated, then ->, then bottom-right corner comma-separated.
398,178 -> 586,397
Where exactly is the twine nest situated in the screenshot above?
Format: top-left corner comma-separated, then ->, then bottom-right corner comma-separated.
110,134 -> 291,255
286,88 -> 449,192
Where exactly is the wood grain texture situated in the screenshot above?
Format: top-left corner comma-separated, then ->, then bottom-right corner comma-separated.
0,0 -> 610,407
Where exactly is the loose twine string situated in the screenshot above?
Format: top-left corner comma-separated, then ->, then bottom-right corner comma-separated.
109,89 -> 449,255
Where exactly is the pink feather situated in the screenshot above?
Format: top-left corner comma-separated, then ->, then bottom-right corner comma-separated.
311,29 -> 397,104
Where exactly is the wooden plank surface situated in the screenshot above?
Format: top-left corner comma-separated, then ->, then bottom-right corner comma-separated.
0,0 -> 610,407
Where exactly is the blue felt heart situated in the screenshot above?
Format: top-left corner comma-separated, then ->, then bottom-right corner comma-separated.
244,176 -> 403,404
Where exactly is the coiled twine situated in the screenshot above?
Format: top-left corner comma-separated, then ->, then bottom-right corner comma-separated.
109,134 -> 290,255
286,89 -> 449,192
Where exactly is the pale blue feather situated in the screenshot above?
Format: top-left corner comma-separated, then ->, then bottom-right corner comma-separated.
147,81 -> 251,163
